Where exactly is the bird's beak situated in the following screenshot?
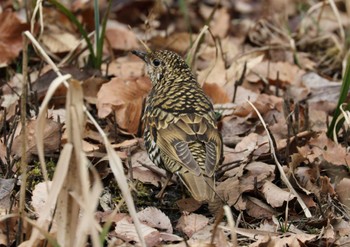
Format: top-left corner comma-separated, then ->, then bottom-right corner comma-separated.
131,50 -> 148,62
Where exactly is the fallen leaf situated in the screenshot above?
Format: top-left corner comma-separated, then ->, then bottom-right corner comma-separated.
298,133 -> 350,165
247,61 -> 305,88
0,10 -> 29,66
335,178 -> 350,209
96,77 -> 151,133
202,82 -> 230,104
114,218 -> 160,246
176,213 -> 209,238
176,198 -> 202,213
12,119 -> 62,159
137,207 -> 173,233
261,181 -> 296,208
105,55 -> 145,78
41,27 -> 80,53
105,20 -> 140,51
245,196 -> 277,219
197,43 -> 226,87
150,32 -> 195,53
0,178 -> 15,213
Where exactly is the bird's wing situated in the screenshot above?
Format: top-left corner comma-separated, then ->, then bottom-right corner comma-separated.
150,113 -> 222,176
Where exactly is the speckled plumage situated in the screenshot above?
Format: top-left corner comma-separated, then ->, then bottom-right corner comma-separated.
132,49 -> 223,202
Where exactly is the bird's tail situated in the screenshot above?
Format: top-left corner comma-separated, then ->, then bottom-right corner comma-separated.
178,171 -> 215,202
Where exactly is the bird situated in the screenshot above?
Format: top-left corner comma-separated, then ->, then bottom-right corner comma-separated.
132,49 -> 223,202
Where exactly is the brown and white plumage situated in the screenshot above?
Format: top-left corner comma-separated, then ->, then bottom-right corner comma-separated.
132,49 -> 223,202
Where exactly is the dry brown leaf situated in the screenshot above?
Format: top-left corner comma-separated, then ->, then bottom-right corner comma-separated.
0,178 -> 15,213
176,198 -> 202,213
96,77 -> 151,133
221,115 -> 252,145
334,219 -> 350,237
133,166 -> 162,187
252,93 -> 283,117
298,133 -> 350,165
0,141 -> 7,164
131,149 -> 166,183
12,119 -> 62,159
105,20 -> 140,51
319,176 -> 335,195
335,178 -> 350,209
82,77 -> 107,104
202,82 -> 230,104
216,178 -> 240,207
0,10 -> 29,66
176,213 -> 209,238
95,210 -> 127,223
105,55 -> 145,78
150,32 -> 195,53
159,232 -> 183,242
300,72 -> 341,103
261,181 -> 296,208
247,61 -> 305,88
41,28 -> 80,53
245,196 -> 277,219
210,8 -> 230,38
137,207 -> 173,233
239,162 -> 275,193
197,44 -> 226,86
250,232 -> 316,247
114,218 -> 160,246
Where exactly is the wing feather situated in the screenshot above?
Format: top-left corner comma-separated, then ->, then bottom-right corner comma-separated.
149,112 -> 222,176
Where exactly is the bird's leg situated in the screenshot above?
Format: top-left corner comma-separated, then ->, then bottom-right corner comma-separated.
156,171 -> 172,199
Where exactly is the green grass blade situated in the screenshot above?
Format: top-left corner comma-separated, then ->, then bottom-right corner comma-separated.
96,0 -> 112,69
327,55 -> 350,139
47,0 -> 96,66
94,0 -> 100,68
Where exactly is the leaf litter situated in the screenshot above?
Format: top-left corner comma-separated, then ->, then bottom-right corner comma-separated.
1,0 -> 350,246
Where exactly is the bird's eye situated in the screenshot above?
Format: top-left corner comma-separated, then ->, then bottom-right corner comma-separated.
152,59 -> 161,67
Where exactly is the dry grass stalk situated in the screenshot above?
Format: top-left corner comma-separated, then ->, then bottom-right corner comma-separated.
17,31 -> 146,247
246,100 -> 312,218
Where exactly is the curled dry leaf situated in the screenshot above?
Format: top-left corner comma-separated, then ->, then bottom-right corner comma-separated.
41,27 -> 80,53
105,20 -> 139,51
131,149 -> 164,186
245,196 -> 277,219
176,213 -> 209,238
221,115 -> 253,146
0,10 -> 29,66
12,119 -> 62,159
261,181 -> 296,208
197,44 -> 226,87
137,207 -> 173,233
114,218 -> 160,247
239,162 -> 275,193
96,77 -> 151,134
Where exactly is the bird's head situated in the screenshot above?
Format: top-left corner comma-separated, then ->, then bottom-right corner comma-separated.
131,50 -> 193,86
